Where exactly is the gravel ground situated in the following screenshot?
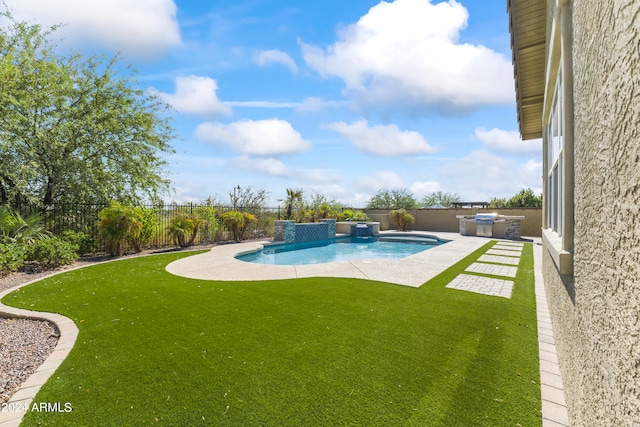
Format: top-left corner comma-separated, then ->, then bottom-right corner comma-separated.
0,243 -> 221,404
0,261 -> 97,404
0,318 -> 59,403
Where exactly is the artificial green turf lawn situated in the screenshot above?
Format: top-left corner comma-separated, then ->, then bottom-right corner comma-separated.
3,241 -> 541,426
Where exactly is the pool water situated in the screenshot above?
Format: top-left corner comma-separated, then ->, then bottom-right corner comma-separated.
236,235 -> 445,265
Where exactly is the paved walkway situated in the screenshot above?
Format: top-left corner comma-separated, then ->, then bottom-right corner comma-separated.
533,242 -> 570,426
446,241 -> 523,298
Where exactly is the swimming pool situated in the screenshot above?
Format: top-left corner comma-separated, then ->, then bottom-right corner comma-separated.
236,234 -> 447,265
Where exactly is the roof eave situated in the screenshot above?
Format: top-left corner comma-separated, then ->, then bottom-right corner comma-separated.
507,0 -> 547,141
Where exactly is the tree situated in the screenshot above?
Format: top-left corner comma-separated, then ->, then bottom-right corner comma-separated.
489,188 -> 542,208
0,11 -> 176,207
228,186 -> 269,213
284,188 -> 303,220
421,191 -> 461,208
366,189 -> 417,209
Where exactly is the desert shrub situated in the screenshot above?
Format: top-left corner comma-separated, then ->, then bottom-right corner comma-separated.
168,214 -> 205,248
98,202 -> 142,257
0,205 -> 50,244
390,209 -> 415,231
25,237 -> 79,268
194,206 -> 219,243
61,230 -> 98,255
240,212 -> 258,240
126,206 -> 158,252
221,211 -> 258,242
0,243 -> 27,273
337,209 -> 368,222
222,211 -> 244,242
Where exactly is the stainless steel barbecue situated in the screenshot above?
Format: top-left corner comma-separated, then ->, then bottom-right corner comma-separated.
474,213 -> 498,237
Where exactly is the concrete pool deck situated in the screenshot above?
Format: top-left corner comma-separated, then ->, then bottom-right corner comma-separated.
166,231 -> 490,287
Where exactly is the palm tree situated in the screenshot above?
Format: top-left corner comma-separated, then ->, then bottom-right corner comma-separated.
167,214 -> 205,248
0,205 -> 50,244
222,211 -> 245,242
389,209 -> 415,231
284,188 -> 303,220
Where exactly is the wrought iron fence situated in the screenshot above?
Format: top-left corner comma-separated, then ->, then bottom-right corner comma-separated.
11,201 -> 279,253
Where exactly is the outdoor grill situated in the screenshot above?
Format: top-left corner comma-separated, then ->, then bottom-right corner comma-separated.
456,213 -> 525,240
474,213 -> 498,237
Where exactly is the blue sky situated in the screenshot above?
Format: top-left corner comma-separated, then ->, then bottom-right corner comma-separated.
7,0 -> 542,206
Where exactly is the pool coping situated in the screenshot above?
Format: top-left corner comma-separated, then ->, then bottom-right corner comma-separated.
166,231 -> 493,287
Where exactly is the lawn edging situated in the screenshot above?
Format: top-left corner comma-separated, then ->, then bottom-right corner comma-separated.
0,249 -> 208,426
0,271 -> 80,426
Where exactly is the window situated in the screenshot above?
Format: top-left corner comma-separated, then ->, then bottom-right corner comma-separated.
541,3 -> 573,275
547,68 -> 563,236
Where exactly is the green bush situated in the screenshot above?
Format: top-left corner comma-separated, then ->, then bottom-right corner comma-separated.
168,214 -> 205,248
98,202 -> 142,257
193,206 -> 219,244
0,205 -> 50,244
389,209 -> 415,231
0,243 -> 27,273
61,230 -> 98,256
25,237 -> 79,268
222,211 -> 245,242
239,212 -> 258,241
337,209 -> 368,222
126,206 -> 158,252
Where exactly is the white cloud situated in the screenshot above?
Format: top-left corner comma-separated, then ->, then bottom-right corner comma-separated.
475,127 -> 542,155
231,156 -> 291,177
155,76 -> 231,117
301,169 -> 342,183
223,97 -> 346,111
302,183 -> 348,198
195,119 -> 312,156
300,0 -> 513,112
325,119 -> 434,156
225,101 -> 300,109
5,0 -> 181,58
411,181 -> 441,198
253,49 -> 298,73
295,97 -> 346,113
356,170 -> 405,193
437,150 -> 543,200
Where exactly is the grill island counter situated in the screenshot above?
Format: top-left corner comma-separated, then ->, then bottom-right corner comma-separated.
456,214 -> 525,240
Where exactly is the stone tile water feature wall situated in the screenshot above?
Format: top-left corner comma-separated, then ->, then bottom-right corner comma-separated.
273,220 -> 336,244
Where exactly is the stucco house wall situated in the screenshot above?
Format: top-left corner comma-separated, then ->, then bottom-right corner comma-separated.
541,0 -> 640,424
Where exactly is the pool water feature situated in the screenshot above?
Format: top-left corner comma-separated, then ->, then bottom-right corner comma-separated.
236,235 -> 447,265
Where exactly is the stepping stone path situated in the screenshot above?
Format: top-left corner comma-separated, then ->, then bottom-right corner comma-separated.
446,241 -> 525,299
447,274 -> 514,298
465,262 -> 518,278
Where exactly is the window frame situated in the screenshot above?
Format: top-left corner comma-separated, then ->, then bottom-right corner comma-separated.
541,2 -> 574,276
